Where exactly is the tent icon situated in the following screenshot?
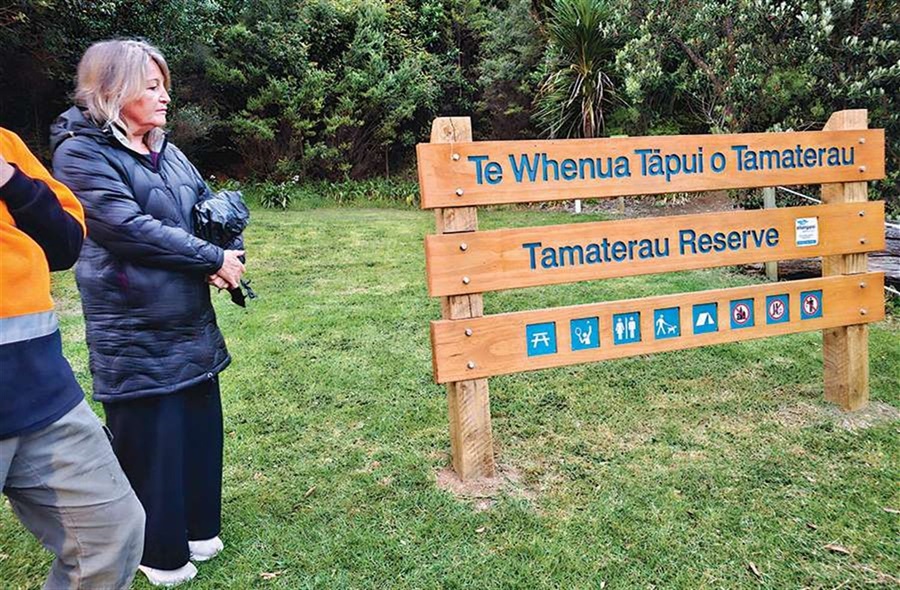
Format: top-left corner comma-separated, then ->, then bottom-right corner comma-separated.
695,312 -> 715,327
692,303 -> 719,334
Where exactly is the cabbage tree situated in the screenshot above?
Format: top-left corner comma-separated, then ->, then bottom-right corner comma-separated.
534,0 -> 620,138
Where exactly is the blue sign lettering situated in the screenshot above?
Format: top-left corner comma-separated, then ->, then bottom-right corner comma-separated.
520,226 -> 780,272
469,142 -> 859,187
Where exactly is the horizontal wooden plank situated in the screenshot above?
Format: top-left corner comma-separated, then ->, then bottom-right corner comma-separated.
430,274 -> 884,383
417,129 -> 885,208
425,202 -> 886,296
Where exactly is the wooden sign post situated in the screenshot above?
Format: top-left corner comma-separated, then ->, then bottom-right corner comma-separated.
417,112 -> 886,481
822,110 -> 872,410
428,118 -> 495,480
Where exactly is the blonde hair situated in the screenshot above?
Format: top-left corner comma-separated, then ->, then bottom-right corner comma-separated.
75,39 -> 170,131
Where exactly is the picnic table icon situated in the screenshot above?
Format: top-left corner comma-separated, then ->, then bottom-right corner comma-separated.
530,332 -> 551,348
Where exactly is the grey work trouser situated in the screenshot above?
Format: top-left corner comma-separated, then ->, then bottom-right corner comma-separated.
1,400 -> 145,589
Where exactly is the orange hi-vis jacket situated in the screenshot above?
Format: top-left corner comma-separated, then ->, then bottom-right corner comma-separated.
1,127 -> 87,439
1,128 -> 86,320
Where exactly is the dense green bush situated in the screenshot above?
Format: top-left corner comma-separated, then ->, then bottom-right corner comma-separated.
613,0 -> 899,216
236,176 -> 420,210
0,0 -> 895,217
257,179 -> 297,210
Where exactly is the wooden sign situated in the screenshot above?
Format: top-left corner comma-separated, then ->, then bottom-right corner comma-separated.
417,129 -> 885,208
430,274 -> 884,383
425,202 -> 885,296
418,110 -> 886,481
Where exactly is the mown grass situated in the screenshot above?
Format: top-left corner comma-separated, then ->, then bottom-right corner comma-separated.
1,205 -> 898,589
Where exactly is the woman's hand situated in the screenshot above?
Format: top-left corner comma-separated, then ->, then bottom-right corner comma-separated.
216,249 -> 245,289
207,274 -> 230,290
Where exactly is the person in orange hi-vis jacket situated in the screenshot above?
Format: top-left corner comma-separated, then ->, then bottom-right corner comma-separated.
0,127 -> 145,590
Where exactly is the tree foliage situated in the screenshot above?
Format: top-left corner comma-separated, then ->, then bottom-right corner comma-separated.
614,0 -> 898,212
0,0 -> 895,215
475,0 -> 543,139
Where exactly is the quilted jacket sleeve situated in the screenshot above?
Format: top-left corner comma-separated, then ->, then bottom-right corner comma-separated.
52,138 -> 224,273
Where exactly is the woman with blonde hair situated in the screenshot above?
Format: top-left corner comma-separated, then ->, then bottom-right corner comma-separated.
51,39 -> 245,587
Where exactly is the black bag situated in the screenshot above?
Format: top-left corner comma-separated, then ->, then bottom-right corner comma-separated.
193,190 -> 256,306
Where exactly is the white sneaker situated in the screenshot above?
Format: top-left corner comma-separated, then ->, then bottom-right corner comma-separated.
189,536 -> 224,562
138,562 -> 198,587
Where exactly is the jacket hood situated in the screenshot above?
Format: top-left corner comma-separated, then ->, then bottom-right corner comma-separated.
49,107 -> 109,154
50,106 -> 168,158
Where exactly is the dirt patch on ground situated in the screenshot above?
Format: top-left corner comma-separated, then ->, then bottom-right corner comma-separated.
831,402 -> 900,431
774,401 -> 900,431
436,463 -> 535,511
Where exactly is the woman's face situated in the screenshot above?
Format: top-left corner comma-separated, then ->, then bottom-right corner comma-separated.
120,59 -> 170,136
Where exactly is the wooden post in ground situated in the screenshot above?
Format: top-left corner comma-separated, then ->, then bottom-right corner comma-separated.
430,117 -> 496,480
821,109 -> 870,410
763,187 -> 778,281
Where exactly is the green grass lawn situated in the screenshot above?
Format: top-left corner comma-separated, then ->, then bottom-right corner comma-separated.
2,205 -> 898,589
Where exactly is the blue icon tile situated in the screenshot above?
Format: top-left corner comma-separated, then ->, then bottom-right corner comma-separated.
653,307 -> 681,339
612,312 -> 641,345
692,303 -> 718,334
570,317 -> 599,351
526,322 -> 557,356
800,290 -> 823,320
730,299 -> 755,329
766,294 -> 790,324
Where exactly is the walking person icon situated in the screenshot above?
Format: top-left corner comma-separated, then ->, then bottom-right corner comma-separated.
653,307 -> 681,339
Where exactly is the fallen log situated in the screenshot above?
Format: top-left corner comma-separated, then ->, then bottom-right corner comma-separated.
869,224 -> 900,287
742,224 -> 899,288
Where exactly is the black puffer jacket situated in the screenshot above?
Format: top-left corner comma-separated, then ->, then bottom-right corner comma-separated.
50,107 -> 230,402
